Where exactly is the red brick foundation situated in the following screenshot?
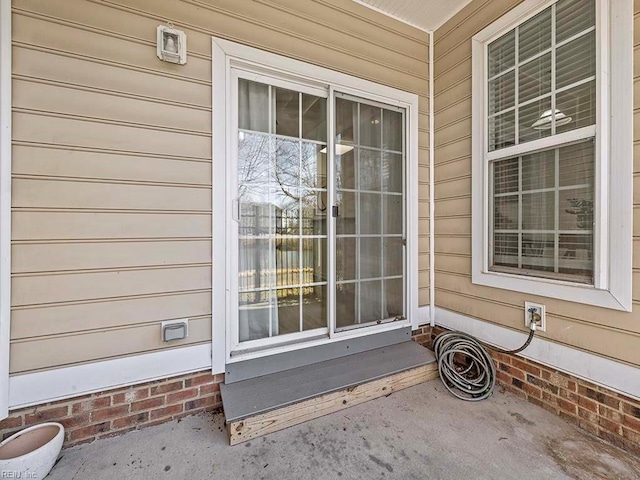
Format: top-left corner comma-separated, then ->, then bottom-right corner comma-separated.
411,325 -> 640,455
0,371 -> 223,448
1,329 -> 638,454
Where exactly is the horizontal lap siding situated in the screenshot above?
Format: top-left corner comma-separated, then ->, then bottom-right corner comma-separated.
433,0 -> 640,368
10,0 -> 429,373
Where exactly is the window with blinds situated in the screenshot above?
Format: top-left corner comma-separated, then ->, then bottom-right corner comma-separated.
486,0 -> 596,283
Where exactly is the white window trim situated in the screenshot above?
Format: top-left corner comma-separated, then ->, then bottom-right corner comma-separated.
471,0 -> 633,311
211,37 -> 420,373
0,0 -> 11,420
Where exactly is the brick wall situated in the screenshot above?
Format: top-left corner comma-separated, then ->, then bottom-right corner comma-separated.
411,325 -> 640,456
0,371 -> 223,448
2,329 -> 638,454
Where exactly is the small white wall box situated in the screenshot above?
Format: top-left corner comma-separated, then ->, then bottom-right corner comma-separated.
161,319 -> 189,342
156,24 -> 187,64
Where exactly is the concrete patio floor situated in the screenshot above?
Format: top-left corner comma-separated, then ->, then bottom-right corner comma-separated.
47,380 -> 640,480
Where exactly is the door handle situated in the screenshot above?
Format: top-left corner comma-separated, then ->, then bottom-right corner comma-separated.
232,198 -> 240,222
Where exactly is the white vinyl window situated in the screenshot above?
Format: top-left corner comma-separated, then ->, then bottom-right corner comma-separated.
471,0 -> 633,310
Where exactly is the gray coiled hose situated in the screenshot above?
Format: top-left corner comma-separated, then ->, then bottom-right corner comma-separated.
433,328 -> 536,401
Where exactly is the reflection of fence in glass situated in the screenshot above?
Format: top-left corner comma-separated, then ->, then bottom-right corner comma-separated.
239,239 -> 323,291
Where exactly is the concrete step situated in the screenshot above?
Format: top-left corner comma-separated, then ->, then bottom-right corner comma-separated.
220,341 -> 438,445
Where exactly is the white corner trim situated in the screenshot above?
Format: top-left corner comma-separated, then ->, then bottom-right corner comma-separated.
9,344 -> 213,410
0,0 -> 11,420
428,30 -> 435,327
470,0 -> 633,312
211,37 -> 227,375
428,306 -> 640,401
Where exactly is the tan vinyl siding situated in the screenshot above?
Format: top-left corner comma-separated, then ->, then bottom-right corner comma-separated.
10,0 -> 429,373
433,0 -> 640,369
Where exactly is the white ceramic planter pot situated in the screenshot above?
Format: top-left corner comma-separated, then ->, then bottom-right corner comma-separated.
0,422 -> 64,480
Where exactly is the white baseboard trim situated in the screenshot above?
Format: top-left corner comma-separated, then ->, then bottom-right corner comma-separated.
423,306 -> 640,400
8,344 -> 212,410
415,304 -> 431,328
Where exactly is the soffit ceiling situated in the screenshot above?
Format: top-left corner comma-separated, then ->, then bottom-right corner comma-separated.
354,0 -> 473,32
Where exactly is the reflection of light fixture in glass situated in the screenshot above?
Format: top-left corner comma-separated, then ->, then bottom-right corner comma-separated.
319,144 -> 355,155
371,119 -> 380,125
531,109 -> 572,130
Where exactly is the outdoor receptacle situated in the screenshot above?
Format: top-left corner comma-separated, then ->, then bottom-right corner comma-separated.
161,319 -> 189,342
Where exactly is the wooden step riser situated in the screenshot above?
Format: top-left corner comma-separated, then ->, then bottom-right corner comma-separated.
226,363 -> 439,446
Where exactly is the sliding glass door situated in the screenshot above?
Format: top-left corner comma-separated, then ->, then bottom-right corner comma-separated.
232,71 -> 406,351
334,95 -> 406,330
235,75 -> 329,345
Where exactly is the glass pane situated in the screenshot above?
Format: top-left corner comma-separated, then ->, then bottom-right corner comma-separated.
276,287 -> 300,335
383,195 -> 402,235
384,278 -> 403,319
301,190 -> 327,236
272,188 -> 299,236
275,237 -> 299,287
556,31 -> 595,90
488,71 -> 515,115
302,94 -> 326,142
301,143 -> 327,189
239,239 -> 272,291
336,237 -> 357,281
519,96 -> 552,143
275,87 -> 299,138
556,0 -> 595,44
519,53 -> 551,104
522,192 -> 555,230
360,280 -> 382,323
493,233 -> 518,268
383,110 -> 403,151
558,234 -> 593,278
522,233 -> 554,272
336,97 -> 357,144
238,133 -> 271,185
336,148 -> 357,190
360,193 -> 381,234
360,149 -> 381,191
360,237 -> 381,279
518,6 -> 551,62
489,110 -> 515,151
275,138 -> 299,187
559,188 -> 594,230
488,30 -> 515,78
302,238 -> 326,283
522,150 -> 555,191
239,290 -> 274,341
336,191 -> 356,235
494,195 -> 518,230
556,81 -> 596,133
360,103 -> 381,148
239,184 -> 271,236
336,283 -> 357,329
559,141 -> 594,187
384,237 -> 404,277
493,158 -> 519,194
239,79 -> 269,133
303,285 -> 326,331
382,152 -> 402,193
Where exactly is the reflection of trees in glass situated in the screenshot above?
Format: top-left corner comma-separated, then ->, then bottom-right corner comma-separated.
565,198 -> 593,229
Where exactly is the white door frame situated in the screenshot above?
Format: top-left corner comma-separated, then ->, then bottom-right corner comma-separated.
0,0 -> 12,419
212,37 -> 419,373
